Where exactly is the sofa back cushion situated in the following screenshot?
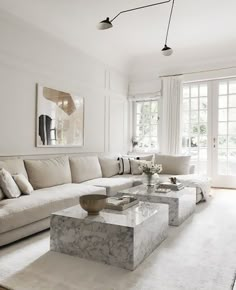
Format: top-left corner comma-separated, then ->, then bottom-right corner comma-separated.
154,154 -> 191,175
24,156 -> 72,189
99,157 -> 119,177
0,159 -> 28,179
70,156 -> 102,183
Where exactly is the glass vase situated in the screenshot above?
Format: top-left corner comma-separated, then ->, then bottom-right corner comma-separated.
142,173 -> 159,187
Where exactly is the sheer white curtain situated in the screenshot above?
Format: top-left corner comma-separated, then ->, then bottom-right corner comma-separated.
160,76 -> 183,155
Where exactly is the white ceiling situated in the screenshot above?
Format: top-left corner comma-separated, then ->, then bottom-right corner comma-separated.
0,0 -> 236,78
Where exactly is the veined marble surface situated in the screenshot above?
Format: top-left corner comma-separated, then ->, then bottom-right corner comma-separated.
50,202 -> 169,270
117,185 -> 196,226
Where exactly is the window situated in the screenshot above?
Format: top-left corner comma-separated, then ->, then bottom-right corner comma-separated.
182,82 -> 208,174
133,100 -> 159,150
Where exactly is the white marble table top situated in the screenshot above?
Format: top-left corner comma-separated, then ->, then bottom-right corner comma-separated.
52,202 -> 164,228
118,184 -> 195,199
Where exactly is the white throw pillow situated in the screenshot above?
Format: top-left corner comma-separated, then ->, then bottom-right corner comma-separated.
136,154 -> 154,162
130,160 -> 143,175
154,154 -> 191,175
70,156 -> 102,183
24,156 -> 72,189
118,157 -> 131,175
99,157 -> 119,177
13,174 -> 34,195
0,187 -> 5,201
0,168 -> 21,198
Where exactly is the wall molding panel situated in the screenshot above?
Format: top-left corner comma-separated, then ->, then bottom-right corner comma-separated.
0,11 -> 128,156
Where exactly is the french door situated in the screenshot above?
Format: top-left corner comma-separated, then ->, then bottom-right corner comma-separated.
211,78 -> 236,188
182,77 -> 236,188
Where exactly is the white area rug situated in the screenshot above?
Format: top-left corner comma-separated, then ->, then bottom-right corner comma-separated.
1,189 -> 236,290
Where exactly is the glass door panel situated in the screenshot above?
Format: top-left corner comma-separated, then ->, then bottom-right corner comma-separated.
182,82 -> 208,175
212,78 -> 236,188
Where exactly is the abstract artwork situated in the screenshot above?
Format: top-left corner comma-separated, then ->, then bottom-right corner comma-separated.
36,85 -> 84,147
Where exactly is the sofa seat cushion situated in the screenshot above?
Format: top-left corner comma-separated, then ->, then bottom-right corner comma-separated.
112,174 -> 143,186
0,183 -> 106,234
82,178 -> 133,196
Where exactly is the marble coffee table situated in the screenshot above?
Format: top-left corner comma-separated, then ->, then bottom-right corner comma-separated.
50,202 -> 168,270
117,185 -> 196,226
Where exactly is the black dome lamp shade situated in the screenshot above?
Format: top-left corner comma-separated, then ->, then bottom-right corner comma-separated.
161,0 -> 175,56
97,17 -> 113,30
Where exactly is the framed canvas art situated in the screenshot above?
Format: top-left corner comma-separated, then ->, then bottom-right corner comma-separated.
36,85 -> 84,147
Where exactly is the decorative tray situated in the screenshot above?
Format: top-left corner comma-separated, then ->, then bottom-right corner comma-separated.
105,196 -> 138,211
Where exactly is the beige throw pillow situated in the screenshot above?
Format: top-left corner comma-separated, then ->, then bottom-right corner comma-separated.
130,160 -> 153,175
13,174 -> 34,195
0,168 -> 21,198
130,159 -> 144,175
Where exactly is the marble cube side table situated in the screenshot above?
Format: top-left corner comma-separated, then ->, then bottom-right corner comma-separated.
50,202 -> 168,270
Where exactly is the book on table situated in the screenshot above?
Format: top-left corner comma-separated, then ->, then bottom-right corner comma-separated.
158,182 -> 184,191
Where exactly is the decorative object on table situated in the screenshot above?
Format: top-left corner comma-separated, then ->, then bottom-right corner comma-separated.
36,85 -> 84,147
105,196 -> 138,211
79,194 -> 107,215
139,162 -> 162,187
170,177 -> 177,184
158,181 -> 184,191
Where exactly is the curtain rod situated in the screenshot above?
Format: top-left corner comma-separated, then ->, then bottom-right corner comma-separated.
159,65 -> 236,78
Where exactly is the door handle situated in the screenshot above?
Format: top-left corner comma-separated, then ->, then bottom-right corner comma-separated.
213,137 -> 216,148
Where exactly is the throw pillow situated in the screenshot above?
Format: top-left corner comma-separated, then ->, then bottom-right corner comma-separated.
0,187 -> 5,201
0,168 -> 21,198
99,157 -> 119,177
130,159 -> 145,175
136,154 -> 154,162
13,174 -> 34,195
118,157 -> 131,175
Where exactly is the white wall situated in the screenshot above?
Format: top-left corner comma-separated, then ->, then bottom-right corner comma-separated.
0,10 -> 128,156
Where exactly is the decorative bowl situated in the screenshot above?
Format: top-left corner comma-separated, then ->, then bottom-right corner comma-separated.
79,194 -> 107,215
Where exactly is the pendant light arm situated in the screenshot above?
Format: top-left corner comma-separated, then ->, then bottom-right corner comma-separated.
110,0 -> 171,22
164,0 -> 175,45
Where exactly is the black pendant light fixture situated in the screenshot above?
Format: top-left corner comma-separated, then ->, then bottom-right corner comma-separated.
161,0 -> 175,56
97,0 -> 176,56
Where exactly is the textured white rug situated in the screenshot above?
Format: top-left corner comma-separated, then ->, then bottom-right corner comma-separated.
0,189 -> 236,290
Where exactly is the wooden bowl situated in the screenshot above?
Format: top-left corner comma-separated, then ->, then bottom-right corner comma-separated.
79,194 -> 107,215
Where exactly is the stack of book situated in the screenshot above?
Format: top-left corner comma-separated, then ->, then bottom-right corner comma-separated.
158,182 -> 184,191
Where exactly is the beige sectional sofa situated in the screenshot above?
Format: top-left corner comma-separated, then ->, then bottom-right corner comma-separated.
0,153 -> 204,246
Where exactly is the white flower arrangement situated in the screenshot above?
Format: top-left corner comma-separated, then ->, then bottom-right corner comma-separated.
139,161 -> 162,175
